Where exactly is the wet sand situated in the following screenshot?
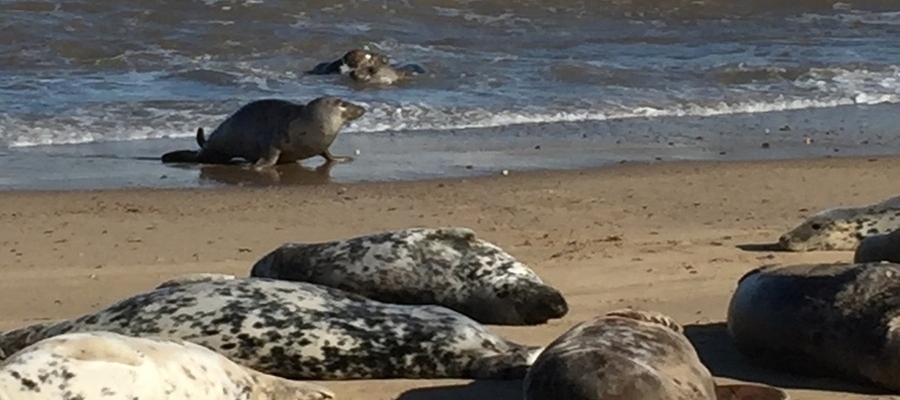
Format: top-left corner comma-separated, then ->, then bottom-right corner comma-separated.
2,103 -> 898,191
0,155 -> 898,399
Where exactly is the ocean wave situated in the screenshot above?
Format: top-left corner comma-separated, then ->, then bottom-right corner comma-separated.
3,92 -> 897,148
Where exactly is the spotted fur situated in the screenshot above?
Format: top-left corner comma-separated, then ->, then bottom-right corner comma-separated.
728,262 -> 900,392
0,278 -> 541,380
249,226 -> 568,326
155,273 -> 237,290
0,331 -> 334,400
778,195 -> 900,251
525,309 -> 719,400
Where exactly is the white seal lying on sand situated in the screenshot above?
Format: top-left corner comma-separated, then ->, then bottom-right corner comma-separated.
0,277 -> 542,380
728,261 -> 900,392
854,229 -> 900,263
777,195 -> 900,251
161,96 -> 365,170
249,226 -> 568,325
0,330 -> 333,400
524,309 -> 788,400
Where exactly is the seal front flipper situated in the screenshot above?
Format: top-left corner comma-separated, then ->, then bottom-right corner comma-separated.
468,344 -> 544,379
253,147 -> 282,171
321,150 -> 353,163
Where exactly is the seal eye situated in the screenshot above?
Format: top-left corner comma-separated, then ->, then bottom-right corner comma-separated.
810,223 -> 822,230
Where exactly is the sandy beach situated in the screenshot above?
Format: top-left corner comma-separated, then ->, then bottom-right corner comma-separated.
0,155 -> 898,400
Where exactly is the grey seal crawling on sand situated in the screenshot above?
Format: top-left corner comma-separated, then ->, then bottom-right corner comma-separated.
307,48 -> 391,75
524,309 -> 788,400
161,96 -> 365,170
0,330 -> 334,400
777,195 -> 900,251
249,226 -> 568,326
0,277 -> 542,380
727,261 -> 900,392
854,229 -> 900,263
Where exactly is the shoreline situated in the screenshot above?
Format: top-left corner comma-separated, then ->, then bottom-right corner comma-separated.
2,102 -> 899,192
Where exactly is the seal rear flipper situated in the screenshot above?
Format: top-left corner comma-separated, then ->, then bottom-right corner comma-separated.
469,345 -> 544,380
161,150 -> 201,164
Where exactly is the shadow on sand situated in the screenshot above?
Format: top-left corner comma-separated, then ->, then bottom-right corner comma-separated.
735,242 -> 790,252
684,322 -> 889,395
395,380 -> 521,400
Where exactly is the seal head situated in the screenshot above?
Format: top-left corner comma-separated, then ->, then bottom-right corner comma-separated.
307,49 -> 390,75
777,196 -> 900,251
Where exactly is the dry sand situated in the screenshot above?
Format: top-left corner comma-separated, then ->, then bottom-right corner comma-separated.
0,155 -> 898,400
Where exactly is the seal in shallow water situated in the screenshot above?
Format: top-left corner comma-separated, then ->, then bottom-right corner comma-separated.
349,63 -> 427,85
854,229 -> 900,263
160,96 -> 365,170
249,226 -> 568,326
307,49 -> 391,75
524,309 -> 789,400
0,330 -> 334,400
727,261 -> 900,392
0,278 -> 542,380
777,195 -> 900,251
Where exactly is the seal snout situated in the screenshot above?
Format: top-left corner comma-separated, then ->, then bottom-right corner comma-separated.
341,100 -> 366,121
517,287 -> 569,325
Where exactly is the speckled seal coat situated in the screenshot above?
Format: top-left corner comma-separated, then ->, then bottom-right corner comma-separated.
0,278 -> 542,380
777,195 -> 900,251
249,226 -> 569,325
0,331 -> 334,400
524,309 -> 788,400
854,229 -> 900,263
727,261 -> 900,392
160,96 -> 365,169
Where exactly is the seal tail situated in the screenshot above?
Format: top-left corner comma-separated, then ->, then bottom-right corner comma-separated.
195,127 -> 206,147
469,343 -> 545,380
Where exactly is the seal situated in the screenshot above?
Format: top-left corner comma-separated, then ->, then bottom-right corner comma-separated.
854,229 -> 900,263
0,330 -> 334,400
523,309 -> 788,400
727,261 -> 900,392
349,63 -> 427,85
249,226 -> 568,326
307,49 -> 391,75
0,277 -> 542,380
155,272 -> 237,290
776,195 -> 900,251
160,96 -> 365,170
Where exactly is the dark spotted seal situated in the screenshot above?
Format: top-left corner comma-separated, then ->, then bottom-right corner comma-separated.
777,195 -> 900,251
249,226 -> 568,326
727,261 -> 900,392
307,49 -> 390,75
854,229 -> 900,263
0,277 -> 542,381
524,309 -> 788,400
0,331 -> 334,400
349,63 -> 427,85
160,96 -> 365,170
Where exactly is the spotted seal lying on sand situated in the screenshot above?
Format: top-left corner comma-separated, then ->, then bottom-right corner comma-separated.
161,96 -> 365,170
727,261 -> 900,392
0,277 -> 542,380
524,309 -> 788,400
349,63 -> 427,85
0,330 -> 334,400
307,49 -> 391,75
249,226 -> 568,326
777,195 -> 900,251
854,229 -> 900,263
